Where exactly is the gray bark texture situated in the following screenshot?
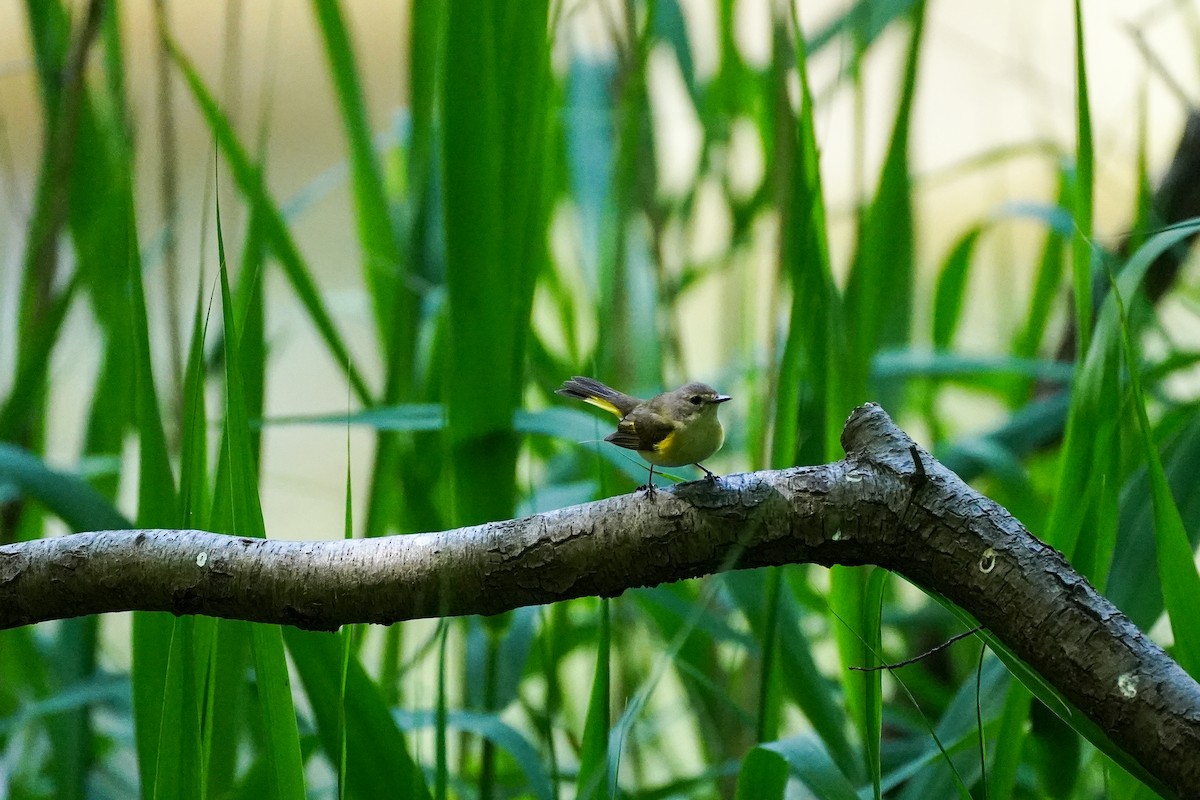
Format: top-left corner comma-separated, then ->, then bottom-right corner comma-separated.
1,403 -> 1197,796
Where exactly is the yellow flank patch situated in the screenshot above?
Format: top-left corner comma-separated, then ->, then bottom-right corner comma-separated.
582,395 -> 622,418
652,430 -> 675,454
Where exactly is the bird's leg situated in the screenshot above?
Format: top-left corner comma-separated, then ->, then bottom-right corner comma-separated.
639,465 -> 657,495
696,463 -> 719,482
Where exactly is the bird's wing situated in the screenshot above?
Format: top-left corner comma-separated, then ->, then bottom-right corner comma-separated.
604,407 -> 676,452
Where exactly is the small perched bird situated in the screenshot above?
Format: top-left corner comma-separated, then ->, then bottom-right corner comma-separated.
557,376 -> 732,490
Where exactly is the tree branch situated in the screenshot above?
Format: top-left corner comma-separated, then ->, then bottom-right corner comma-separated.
2,404 -> 1197,795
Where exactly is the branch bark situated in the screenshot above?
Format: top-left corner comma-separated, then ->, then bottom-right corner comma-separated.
2,404 -> 1198,795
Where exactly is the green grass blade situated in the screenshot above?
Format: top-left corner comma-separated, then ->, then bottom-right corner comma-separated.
864,568 -> 887,798
285,629 -> 433,800
1027,704 -> 1081,796
807,0 -> 922,58
441,0 -> 551,525
986,681 -> 1031,798
874,351 -> 1073,386
203,620 -> 253,798
266,404 -> 446,431
0,444 -> 131,531
0,276 -> 77,448
1044,221 -> 1200,565
1108,409 -> 1200,628
724,571 -> 856,777
773,2 -> 842,467
2,0 -> 77,458
756,569 -> 782,743
1044,26 -> 1119,608
932,227 -> 983,349
153,618 -> 203,800
1106,273 -> 1200,677
167,37 -> 373,405
828,565 -> 868,784
761,735 -> 860,800
381,9 -> 447,563
842,0 -> 926,405
234,204 -> 269,463
179,281 -> 210,529
133,612 -> 175,799
217,196 -> 306,799
48,612 -> 97,800
1070,0 -> 1094,356
116,91 -> 181,795
435,621 -> 449,800
733,746 -> 788,800
309,0 -> 402,337
1011,170 -> 1071,368
577,599 -> 610,800
393,709 -> 554,800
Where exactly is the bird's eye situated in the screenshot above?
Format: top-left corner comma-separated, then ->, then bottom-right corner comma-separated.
690,395 -> 702,405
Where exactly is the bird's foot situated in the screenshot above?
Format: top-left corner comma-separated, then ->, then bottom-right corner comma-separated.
697,464 -> 719,482
637,466 -> 658,496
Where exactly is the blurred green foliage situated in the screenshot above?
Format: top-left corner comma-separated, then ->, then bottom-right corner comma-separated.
1,0 -> 1198,797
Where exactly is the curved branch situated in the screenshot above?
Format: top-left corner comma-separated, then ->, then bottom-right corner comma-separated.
1,404 -> 1197,795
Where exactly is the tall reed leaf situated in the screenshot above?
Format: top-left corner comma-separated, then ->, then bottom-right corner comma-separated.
1042,0 -> 1110,577
733,746 -> 788,800
441,0 -> 551,525
1070,0 -> 1094,356
286,628 -> 433,800
757,736 -> 860,800
774,3 -> 842,467
310,0 -> 402,337
1045,220 -> 1200,574
217,202 -> 306,798
168,38 -> 374,404
843,0 -> 926,404
183,280 -> 255,795
116,81 -> 182,797
1011,170 -> 1071,368
724,571 -> 856,778
154,619 -> 204,800
1108,412 -> 1200,629
0,444 -> 129,532
577,599 -> 610,800
1105,277 -> 1200,677
831,7 -> 924,766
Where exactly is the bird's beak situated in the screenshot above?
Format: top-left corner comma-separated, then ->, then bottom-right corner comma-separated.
713,395 -> 732,404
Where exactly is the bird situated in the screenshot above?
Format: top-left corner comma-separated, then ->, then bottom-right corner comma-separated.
556,376 -> 731,491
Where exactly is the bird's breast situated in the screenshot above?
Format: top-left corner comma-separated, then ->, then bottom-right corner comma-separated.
640,416 -> 724,467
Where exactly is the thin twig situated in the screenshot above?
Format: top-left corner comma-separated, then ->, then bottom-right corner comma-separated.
851,627 -> 983,672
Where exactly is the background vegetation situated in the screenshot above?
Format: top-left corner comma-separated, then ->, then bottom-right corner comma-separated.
2,0 -> 1200,797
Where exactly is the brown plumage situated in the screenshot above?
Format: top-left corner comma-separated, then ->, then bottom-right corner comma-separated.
556,376 -> 731,490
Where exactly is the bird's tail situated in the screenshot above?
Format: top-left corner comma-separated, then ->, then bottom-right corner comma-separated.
556,376 -> 640,418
